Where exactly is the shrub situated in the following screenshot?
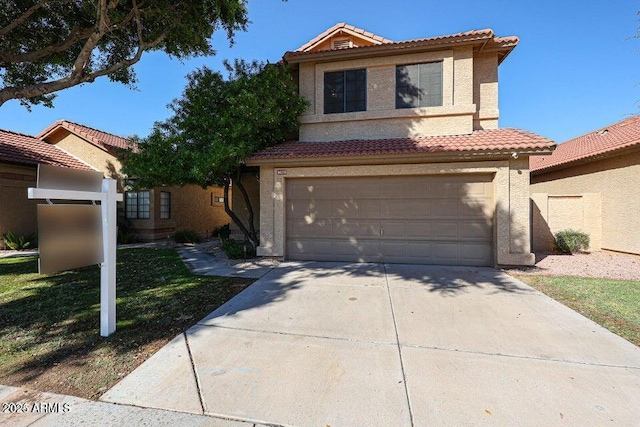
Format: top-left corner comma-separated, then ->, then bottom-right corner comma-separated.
555,229 -> 590,254
2,231 -> 37,250
172,229 -> 202,244
218,224 -> 231,241
221,239 -> 256,259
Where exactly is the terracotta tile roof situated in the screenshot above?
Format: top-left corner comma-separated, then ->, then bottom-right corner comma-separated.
530,116 -> 640,173
38,120 -> 137,152
295,22 -> 393,52
0,129 -> 94,170
286,28 -> 509,59
248,128 -> 555,162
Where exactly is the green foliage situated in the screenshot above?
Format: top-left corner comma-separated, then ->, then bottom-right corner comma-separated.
121,61 -> 308,189
0,1 -> 248,108
2,231 -> 36,250
221,239 -> 256,259
555,229 -> 590,254
172,229 -> 202,244
215,224 -> 231,241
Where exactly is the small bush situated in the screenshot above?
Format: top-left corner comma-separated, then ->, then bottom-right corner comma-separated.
2,231 -> 37,250
221,239 -> 256,259
172,229 -> 202,244
218,224 -> 231,241
555,229 -> 590,254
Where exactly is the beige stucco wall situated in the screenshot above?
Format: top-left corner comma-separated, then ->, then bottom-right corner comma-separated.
531,193 -> 602,252
530,150 -> 640,255
473,53 -> 499,130
297,47 -> 488,142
256,156 -> 534,266
0,164 -> 39,249
47,132 -> 121,179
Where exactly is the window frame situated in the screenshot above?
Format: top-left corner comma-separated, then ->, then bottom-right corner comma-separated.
395,61 -> 443,109
323,68 -> 367,114
125,190 -> 150,219
160,191 -> 171,219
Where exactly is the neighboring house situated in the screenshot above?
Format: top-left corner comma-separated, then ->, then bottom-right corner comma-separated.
37,120 -> 230,241
530,116 -> 640,255
0,129 -> 93,249
241,23 -> 555,266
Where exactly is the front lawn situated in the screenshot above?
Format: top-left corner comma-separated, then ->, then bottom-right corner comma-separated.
0,248 -> 252,398
513,275 -> 640,346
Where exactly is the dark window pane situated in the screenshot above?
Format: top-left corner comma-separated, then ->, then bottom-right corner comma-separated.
345,69 -> 366,112
324,71 -> 345,114
324,69 -> 366,113
396,62 -> 442,109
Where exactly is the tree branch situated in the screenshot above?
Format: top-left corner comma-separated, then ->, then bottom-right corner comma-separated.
0,30 -> 166,106
0,0 -> 49,36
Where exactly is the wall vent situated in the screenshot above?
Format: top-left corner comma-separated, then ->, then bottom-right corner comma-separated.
333,39 -> 353,49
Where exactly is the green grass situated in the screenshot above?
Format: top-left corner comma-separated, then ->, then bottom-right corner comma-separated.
513,275 -> 640,346
0,249 -> 252,398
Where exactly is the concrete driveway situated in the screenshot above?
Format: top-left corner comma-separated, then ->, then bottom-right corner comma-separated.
102,262 -> 640,427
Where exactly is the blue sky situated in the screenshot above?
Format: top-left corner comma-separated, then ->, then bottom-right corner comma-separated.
1,0 -> 638,143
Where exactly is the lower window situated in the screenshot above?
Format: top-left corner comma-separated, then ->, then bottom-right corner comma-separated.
125,190 -> 150,219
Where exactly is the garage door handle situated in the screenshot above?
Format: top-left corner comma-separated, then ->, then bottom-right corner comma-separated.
380,228 -> 384,236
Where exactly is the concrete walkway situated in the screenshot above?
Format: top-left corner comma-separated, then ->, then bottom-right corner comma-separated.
101,262 -> 640,427
177,245 -> 275,279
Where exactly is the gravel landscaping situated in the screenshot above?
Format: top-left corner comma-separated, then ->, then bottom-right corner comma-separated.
505,251 -> 640,281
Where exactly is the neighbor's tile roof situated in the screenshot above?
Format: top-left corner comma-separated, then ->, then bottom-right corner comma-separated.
249,128 -> 555,161
287,27 -> 516,59
38,120 -> 137,152
530,116 -> 640,173
0,129 -> 94,170
295,22 -> 393,52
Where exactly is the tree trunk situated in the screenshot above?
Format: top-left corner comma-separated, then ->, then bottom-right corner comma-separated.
234,168 -> 259,244
222,175 -> 259,248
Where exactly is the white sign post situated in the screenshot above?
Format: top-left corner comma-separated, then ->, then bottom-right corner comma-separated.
28,177 -> 123,337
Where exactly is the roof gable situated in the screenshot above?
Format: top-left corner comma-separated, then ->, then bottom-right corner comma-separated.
530,116 -> 640,174
295,22 -> 392,53
38,120 -> 137,153
0,129 -> 95,170
286,26 -> 518,64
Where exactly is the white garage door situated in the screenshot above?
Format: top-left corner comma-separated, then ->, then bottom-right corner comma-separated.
286,175 -> 494,266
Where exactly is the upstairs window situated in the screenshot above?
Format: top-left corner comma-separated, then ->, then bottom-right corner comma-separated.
324,69 -> 366,114
396,62 -> 443,108
125,190 -> 150,219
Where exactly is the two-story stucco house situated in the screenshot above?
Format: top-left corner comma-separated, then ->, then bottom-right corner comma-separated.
244,23 -> 555,266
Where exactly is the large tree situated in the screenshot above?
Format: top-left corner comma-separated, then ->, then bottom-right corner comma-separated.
121,60 -> 308,247
0,0 -> 248,108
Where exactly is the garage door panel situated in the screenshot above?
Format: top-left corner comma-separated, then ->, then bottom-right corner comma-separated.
380,221 -> 407,238
459,199 -> 493,218
429,221 -> 459,239
286,175 -> 494,266
288,199 -> 334,219
336,199 -> 380,219
459,221 -> 492,240
288,219 -> 334,238
380,199 -> 427,219
334,220 -> 380,238
428,199 -> 459,217
459,243 -> 492,264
